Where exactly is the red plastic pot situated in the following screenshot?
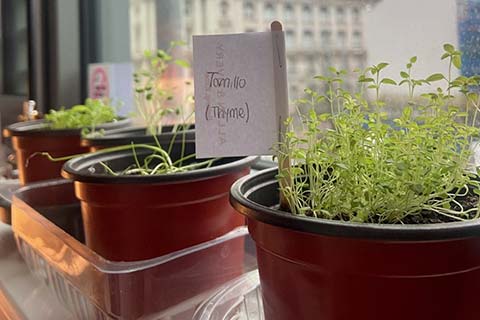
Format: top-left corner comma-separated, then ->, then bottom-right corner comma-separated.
3,119 -> 130,185
62,141 -> 256,261
230,167 -> 480,320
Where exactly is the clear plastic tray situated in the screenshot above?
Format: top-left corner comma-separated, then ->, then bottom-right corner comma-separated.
193,270 -> 263,320
11,179 -> 258,320
0,179 -> 20,224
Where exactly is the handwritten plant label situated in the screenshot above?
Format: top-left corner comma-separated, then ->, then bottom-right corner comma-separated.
193,29 -> 288,157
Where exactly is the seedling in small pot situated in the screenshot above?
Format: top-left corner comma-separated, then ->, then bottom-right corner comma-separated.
133,40 -> 194,136
44,98 -> 118,135
277,44 -> 480,224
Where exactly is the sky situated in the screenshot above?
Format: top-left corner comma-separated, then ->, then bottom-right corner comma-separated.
364,0 -> 459,92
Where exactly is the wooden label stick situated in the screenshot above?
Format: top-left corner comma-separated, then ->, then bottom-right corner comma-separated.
270,21 -> 291,211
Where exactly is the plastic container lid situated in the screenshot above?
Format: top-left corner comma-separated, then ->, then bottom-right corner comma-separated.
193,270 -> 263,320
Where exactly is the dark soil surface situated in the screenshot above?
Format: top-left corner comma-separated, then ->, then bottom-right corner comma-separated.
401,194 -> 479,224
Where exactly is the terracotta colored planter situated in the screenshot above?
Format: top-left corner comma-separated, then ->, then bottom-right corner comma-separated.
81,125 -> 195,152
3,119 -> 130,185
62,141 -> 256,261
230,167 -> 480,320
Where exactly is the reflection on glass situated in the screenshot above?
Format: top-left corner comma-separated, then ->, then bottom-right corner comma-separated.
303,4 -> 312,21
336,6 -> 345,23
353,30 -> 362,48
244,1 -> 255,20
304,30 -> 313,47
220,0 -> 229,15
320,6 -> 329,22
265,2 -> 275,21
129,0 -> 379,102
1,0 -> 28,96
338,31 -> 347,47
352,6 -> 360,23
321,30 -> 332,47
285,3 -> 294,21
286,29 -> 295,48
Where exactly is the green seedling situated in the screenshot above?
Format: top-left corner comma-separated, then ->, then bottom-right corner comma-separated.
277,44 -> 480,224
44,98 -> 117,135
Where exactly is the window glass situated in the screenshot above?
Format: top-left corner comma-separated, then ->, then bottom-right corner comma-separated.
244,1 -> 254,20
303,30 -> 313,47
126,0 -> 476,107
0,0 -> 28,96
284,3 -> 294,21
303,4 -> 312,21
336,6 -> 345,23
264,3 -> 275,21
338,31 -> 346,47
286,29 -> 295,48
321,30 -> 332,47
352,7 -> 360,23
320,6 -> 329,22
353,31 -> 362,48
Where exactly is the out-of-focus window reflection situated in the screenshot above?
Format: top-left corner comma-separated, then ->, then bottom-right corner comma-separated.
128,0 -> 479,114
0,0 -> 28,96
244,1 -> 255,21
265,3 -> 275,21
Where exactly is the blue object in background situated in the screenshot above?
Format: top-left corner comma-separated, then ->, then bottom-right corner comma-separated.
458,0 -> 480,76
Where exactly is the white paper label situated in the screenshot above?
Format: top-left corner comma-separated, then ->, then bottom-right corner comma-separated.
193,30 -> 288,158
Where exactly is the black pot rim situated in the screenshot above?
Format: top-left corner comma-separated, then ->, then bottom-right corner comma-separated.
3,118 -> 130,137
62,147 -> 258,184
230,167 -> 480,241
80,125 -> 195,147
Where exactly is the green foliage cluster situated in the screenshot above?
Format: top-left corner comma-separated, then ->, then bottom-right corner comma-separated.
278,44 -> 480,224
133,41 -> 193,135
45,98 -> 117,133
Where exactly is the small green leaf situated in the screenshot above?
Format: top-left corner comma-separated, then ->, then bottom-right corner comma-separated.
400,71 -> 409,79
443,43 -> 455,54
441,52 -> 450,60
381,78 -> 397,85
358,76 -> 374,83
426,73 -> 444,82
410,56 -> 417,63
144,49 -> 152,58
314,75 -> 328,81
452,55 -> 462,69
377,62 -> 389,71
468,92 -> 479,101
174,59 -> 191,68
406,63 -> 412,69
170,40 -> 187,47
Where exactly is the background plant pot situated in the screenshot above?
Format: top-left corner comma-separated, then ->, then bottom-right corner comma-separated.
3,118 -> 130,185
230,167 -> 480,320
62,141 -> 257,261
81,124 -> 195,152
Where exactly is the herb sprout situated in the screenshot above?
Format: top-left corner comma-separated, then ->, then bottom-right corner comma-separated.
44,98 -> 117,134
133,41 -> 193,135
277,44 -> 480,224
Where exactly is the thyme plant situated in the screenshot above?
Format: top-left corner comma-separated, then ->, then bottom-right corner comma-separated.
45,98 -> 117,134
278,44 -> 480,224
133,41 -> 193,135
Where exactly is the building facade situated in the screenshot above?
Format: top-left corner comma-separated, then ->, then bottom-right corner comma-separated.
130,0 -> 380,100
182,0 -> 380,98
